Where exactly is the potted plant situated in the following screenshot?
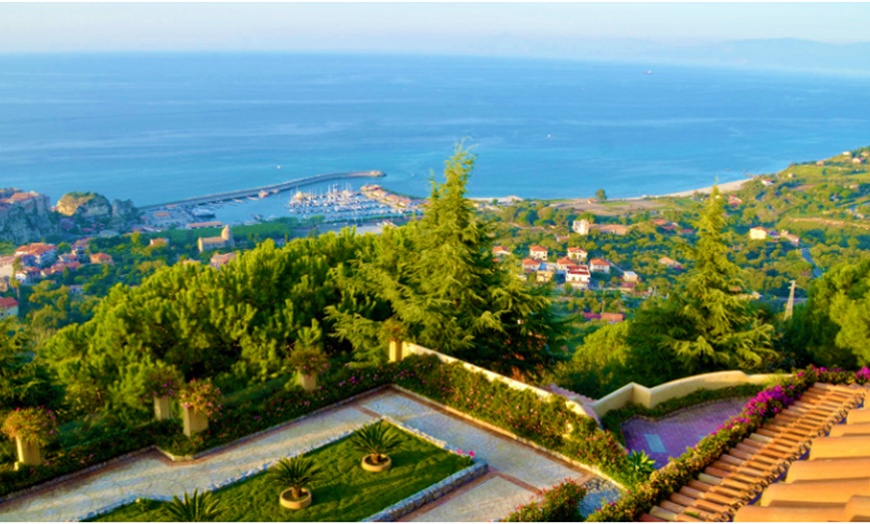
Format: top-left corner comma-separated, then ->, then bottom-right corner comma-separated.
351,421 -> 401,472
268,454 -> 323,510
2,407 -> 57,469
140,361 -> 183,421
381,317 -> 408,362
178,379 -> 221,437
287,322 -> 329,392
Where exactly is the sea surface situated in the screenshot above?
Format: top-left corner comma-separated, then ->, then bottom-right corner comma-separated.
1,53 -> 870,206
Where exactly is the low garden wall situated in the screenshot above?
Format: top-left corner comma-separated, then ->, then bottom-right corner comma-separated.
590,370 -> 785,418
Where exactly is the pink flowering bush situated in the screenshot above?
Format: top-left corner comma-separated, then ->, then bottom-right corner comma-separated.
178,379 -> 222,417
1,407 -> 58,446
504,478 -> 587,522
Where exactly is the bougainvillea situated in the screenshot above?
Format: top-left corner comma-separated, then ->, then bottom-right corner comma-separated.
178,379 -> 222,417
1,407 -> 58,446
287,346 -> 330,376
504,478 -> 587,522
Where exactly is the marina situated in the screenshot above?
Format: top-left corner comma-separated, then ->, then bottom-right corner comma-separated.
142,176 -> 422,231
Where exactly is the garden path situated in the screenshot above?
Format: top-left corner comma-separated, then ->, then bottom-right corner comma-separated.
622,397 -> 750,468
0,388 -> 601,522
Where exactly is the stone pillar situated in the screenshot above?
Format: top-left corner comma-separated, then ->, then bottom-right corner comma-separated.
153,396 -> 172,421
388,339 -> 403,362
182,405 -> 209,437
15,437 -> 43,469
299,372 -> 317,392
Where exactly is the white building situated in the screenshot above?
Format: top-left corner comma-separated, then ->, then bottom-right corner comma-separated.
572,219 -> 591,236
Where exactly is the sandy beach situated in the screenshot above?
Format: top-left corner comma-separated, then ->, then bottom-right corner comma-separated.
651,178 -> 750,198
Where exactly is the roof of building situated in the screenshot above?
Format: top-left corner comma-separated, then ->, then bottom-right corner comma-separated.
522,258 -> 540,266
733,387 -> 870,522
0,297 -> 18,308
568,247 -> 588,253
15,243 -> 56,256
529,245 -> 547,252
589,258 -> 610,266
642,383 -> 866,523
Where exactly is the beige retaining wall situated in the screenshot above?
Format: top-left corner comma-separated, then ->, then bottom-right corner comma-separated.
589,371 -> 786,418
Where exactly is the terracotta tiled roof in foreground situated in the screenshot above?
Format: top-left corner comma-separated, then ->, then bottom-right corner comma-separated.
642,383 -> 866,522
733,390 -> 870,522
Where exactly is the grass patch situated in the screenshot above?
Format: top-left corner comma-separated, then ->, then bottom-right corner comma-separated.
90,423 -> 472,522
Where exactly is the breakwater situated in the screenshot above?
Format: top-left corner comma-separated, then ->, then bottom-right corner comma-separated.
139,170 -> 384,211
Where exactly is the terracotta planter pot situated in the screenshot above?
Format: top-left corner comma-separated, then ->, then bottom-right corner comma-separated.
153,396 -> 172,421
280,488 -> 312,510
361,454 -> 392,472
182,405 -> 209,437
298,372 -> 317,392
14,437 -> 43,469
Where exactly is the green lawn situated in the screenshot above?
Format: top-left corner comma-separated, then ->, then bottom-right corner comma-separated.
90,424 -> 472,522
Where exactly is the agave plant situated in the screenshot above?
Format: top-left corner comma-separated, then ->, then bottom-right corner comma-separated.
268,454 -> 323,500
627,449 -> 656,477
166,490 -> 223,522
350,421 -> 401,465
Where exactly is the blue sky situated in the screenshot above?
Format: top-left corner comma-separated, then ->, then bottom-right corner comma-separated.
1,3 -> 869,54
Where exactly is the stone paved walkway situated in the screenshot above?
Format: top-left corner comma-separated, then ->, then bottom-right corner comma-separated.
0,388 -> 600,522
622,397 -> 750,468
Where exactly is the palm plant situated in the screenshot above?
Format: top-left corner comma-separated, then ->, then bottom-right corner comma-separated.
268,454 -> 323,500
350,421 -> 401,465
166,490 -> 223,522
627,450 -> 656,477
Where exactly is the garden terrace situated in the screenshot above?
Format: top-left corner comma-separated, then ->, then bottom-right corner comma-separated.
0,387 -> 605,522
640,382 -> 866,522
89,420 -> 473,522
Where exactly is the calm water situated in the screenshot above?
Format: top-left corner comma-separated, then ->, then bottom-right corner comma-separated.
1,53 -> 869,206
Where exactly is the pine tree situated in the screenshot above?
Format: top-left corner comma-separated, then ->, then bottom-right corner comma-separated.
329,146 -> 563,376
629,186 -> 776,378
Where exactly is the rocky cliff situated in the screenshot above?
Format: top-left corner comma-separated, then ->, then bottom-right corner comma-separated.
56,192 -> 112,218
0,189 -> 57,244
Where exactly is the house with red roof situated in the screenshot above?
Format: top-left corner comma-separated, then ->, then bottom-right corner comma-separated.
522,258 -> 542,272
0,297 -> 18,318
589,258 -> 611,274
90,253 -> 114,265
567,247 -> 588,262
566,266 -> 591,289
14,243 -> 57,267
555,257 -> 575,271
492,245 -> 511,257
529,245 -> 548,261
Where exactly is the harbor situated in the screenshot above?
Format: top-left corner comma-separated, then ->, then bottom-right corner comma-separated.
141,171 -> 423,230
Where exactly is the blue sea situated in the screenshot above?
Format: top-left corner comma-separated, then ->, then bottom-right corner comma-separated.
1,53 -> 869,207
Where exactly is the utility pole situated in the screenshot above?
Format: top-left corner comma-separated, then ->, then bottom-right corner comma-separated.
784,280 -> 797,320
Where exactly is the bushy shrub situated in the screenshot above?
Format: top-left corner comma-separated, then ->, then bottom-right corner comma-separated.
504,478 -> 587,522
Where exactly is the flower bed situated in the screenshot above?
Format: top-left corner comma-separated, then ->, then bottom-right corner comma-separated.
588,366 -> 869,522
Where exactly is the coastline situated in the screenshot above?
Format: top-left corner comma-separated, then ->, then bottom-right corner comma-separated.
621,178 -> 751,201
